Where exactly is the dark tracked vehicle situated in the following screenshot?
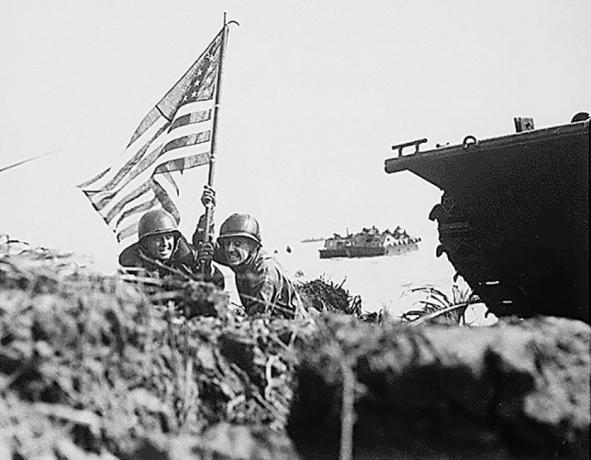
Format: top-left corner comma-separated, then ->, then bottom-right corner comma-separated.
385,114 -> 589,323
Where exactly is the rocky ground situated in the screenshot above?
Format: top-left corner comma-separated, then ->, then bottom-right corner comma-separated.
0,240 -> 589,459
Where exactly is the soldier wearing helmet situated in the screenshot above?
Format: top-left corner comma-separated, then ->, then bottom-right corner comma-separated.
193,186 -> 303,318
119,208 -> 224,288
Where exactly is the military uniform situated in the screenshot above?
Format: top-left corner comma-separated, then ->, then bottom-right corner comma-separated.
194,213 -> 303,318
219,246 -> 301,317
119,209 -> 224,288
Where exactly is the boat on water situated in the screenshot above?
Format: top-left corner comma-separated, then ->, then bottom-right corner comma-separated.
301,237 -> 325,243
319,226 -> 421,259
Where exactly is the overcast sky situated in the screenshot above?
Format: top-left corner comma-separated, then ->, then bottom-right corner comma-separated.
1,0 -> 589,271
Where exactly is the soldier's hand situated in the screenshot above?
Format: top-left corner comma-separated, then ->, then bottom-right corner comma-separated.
197,241 -> 215,265
201,185 -> 216,207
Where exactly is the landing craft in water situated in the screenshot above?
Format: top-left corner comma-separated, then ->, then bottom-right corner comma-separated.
385,113 -> 590,323
319,226 -> 421,259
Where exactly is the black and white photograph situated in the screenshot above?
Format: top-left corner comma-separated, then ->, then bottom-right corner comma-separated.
0,1 -> 589,458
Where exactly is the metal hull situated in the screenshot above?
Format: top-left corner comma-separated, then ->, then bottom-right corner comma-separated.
385,119 -> 589,323
319,243 -> 419,259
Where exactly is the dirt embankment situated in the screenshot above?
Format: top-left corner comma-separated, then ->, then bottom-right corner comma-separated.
0,243 -> 308,458
1,241 -> 589,459
289,315 -> 590,459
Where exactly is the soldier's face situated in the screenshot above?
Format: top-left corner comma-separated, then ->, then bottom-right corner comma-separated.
221,236 -> 255,266
143,232 -> 175,261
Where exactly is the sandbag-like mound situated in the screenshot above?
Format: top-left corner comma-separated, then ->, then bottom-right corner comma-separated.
288,315 -> 590,459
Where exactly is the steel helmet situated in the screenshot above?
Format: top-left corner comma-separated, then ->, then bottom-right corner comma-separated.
137,209 -> 179,241
219,213 -> 262,245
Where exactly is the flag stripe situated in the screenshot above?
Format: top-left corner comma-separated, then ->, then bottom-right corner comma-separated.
89,117 -> 211,203
159,170 -> 180,196
91,140 -> 166,209
152,179 -> 180,221
98,122 -> 171,192
117,221 -> 140,242
104,181 -> 152,223
169,109 -> 212,131
91,137 -> 209,214
79,26 -> 226,243
128,107 -> 162,147
155,152 -> 210,173
112,165 -> 182,232
84,116 -> 169,191
174,99 -> 216,118
156,34 -> 222,119
78,167 -> 110,188
165,115 -> 213,141
162,131 -> 211,155
87,133 -> 210,215
114,194 -> 157,228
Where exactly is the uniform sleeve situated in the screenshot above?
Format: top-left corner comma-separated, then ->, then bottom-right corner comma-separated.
245,266 -> 282,316
118,243 -> 142,267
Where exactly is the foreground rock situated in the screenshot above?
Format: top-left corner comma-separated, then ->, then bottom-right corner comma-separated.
288,315 -> 590,459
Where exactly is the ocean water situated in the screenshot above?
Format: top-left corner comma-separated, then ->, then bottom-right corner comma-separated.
85,228 -> 496,325
268,232 -> 497,326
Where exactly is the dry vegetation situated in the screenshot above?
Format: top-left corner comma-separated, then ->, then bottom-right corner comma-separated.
2,238 -> 588,459
0,239 -> 317,458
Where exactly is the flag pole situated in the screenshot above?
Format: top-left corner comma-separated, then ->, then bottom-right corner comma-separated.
206,13 -> 228,190
201,13 -> 231,274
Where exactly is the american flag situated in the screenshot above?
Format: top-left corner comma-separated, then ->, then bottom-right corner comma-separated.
79,28 -> 225,242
